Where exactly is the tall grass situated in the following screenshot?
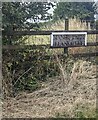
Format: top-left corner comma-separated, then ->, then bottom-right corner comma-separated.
24,18 -> 96,55
69,17 -> 91,30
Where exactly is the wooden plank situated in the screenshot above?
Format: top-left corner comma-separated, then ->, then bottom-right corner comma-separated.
87,42 -> 98,46
64,18 -> 69,54
2,30 -> 98,36
2,52 -> 97,60
2,42 -> 98,50
2,45 -> 49,50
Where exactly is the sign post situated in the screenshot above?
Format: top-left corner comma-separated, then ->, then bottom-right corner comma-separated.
64,17 -> 69,54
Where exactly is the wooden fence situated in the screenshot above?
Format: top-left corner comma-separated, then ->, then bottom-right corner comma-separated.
2,30 -> 98,57
2,30 -> 98,35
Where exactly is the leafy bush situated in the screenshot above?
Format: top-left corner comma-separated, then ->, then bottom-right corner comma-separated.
2,46 -> 60,97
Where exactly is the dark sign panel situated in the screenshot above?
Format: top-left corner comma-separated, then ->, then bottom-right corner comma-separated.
51,32 -> 87,48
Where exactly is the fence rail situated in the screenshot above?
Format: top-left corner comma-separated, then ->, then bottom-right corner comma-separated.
2,42 -> 98,50
2,30 -> 98,36
2,30 -> 98,56
71,52 -> 98,57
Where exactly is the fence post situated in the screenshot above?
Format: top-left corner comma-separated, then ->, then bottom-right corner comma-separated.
64,17 -> 69,54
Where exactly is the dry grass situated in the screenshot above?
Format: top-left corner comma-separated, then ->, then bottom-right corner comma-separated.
69,17 -> 91,30
24,18 -> 97,55
24,35 -> 50,45
41,19 -> 65,30
2,59 -> 96,118
68,17 -> 96,54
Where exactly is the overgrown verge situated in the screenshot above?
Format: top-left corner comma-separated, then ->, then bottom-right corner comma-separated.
2,58 -> 96,118
3,46 -> 61,97
2,45 -> 96,98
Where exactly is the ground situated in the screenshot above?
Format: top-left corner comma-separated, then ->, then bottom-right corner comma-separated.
2,59 -> 96,118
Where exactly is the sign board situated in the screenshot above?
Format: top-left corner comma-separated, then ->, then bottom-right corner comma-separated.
51,32 -> 87,48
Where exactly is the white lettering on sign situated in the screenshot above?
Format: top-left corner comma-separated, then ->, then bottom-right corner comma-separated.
51,32 -> 87,47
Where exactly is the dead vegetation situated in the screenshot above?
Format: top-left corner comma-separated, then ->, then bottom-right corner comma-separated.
2,58 -> 96,118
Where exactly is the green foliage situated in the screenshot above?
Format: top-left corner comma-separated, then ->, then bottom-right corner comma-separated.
74,102 -> 96,118
96,20 -> 98,30
2,2 -> 53,45
55,112 -> 68,118
53,2 -> 95,21
75,111 -> 85,118
55,108 -> 96,118
3,46 -> 60,96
